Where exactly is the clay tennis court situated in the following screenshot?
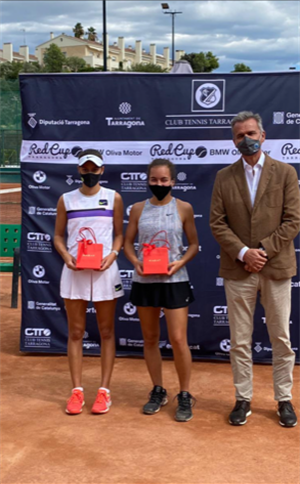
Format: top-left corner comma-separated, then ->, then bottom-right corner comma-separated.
1,271 -> 299,484
0,183 -> 21,225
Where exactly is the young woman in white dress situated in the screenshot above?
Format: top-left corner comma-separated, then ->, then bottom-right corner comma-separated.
54,149 -> 124,415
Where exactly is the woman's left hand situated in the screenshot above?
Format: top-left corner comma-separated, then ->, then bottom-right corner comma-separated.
167,260 -> 184,276
96,252 -> 117,272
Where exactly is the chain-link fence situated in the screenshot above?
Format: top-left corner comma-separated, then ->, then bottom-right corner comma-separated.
0,80 -> 22,224
0,130 -> 22,167
0,79 -> 22,167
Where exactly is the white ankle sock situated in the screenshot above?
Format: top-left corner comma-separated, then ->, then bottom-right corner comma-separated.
100,387 -> 110,393
73,387 -> 84,392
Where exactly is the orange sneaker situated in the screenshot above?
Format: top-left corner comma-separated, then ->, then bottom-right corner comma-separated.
91,388 -> 111,414
65,389 -> 85,415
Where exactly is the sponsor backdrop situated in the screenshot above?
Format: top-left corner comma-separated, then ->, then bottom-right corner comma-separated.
19,72 -> 300,362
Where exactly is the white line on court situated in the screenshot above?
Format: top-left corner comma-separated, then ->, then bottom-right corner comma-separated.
0,188 -> 21,194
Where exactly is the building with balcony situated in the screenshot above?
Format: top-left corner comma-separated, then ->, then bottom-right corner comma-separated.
35,33 -> 185,70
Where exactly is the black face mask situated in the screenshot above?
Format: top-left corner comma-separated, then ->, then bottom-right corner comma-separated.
237,136 -> 261,156
81,173 -> 101,188
149,184 -> 172,201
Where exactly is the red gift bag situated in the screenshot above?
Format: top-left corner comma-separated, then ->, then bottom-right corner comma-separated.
76,227 -> 103,270
143,231 -> 170,275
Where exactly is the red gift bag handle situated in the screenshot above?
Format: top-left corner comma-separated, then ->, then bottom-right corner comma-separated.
143,231 -> 171,254
76,227 -> 97,244
149,230 -> 170,248
76,227 -> 98,254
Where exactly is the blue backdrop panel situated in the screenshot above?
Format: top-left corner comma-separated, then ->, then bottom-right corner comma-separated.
19,72 -> 300,361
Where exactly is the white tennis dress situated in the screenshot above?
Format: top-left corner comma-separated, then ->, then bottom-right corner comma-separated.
60,186 -> 124,302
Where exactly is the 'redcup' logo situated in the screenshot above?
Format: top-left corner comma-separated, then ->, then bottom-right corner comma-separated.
281,143 -> 300,156
28,143 -> 71,159
150,143 -> 195,160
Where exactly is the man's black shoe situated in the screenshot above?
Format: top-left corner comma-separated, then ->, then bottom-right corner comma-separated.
277,401 -> 297,427
229,400 -> 251,425
175,391 -> 195,422
143,385 -> 168,415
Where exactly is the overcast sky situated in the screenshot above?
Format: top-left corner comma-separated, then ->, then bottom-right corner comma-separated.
0,0 -> 299,72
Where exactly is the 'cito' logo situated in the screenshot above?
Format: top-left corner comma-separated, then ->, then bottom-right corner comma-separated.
196,146 -> 208,158
119,270 -> 133,279
123,302 -> 136,316
220,339 -> 231,352
33,171 -> 47,184
27,232 -> 51,241
25,328 -> 51,337
32,265 -> 45,278
213,306 -> 228,314
121,173 -> 147,181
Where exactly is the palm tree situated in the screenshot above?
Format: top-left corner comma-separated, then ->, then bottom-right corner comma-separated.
73,23 -> 84,38
86,27 -> 97,42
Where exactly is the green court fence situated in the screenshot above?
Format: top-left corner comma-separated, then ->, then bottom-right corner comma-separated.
0,79 -> 22,167
0,130 -> 22,167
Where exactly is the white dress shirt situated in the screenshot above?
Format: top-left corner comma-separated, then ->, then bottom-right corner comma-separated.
237,152 -> 265,262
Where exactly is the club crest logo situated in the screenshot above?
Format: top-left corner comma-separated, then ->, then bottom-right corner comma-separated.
192,80 -> 225,112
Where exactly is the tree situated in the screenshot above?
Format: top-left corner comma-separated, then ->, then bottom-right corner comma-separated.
0,76 -> 21,131
127,63 -> 167,73
232,63 -> 252,72
65,56 -> 87,72
43,44 -> 66,72
0,61 -> 25,80
73,22 -> 84,38
86,27 -> 97,42
0,61 -> 42,80
180,52 -> 219,72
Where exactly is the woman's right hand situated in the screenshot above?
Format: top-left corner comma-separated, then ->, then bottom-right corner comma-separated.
134,260 -> 144,276
64,253 -> 79,271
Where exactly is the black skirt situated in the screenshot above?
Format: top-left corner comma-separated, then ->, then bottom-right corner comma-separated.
130,281 -> 195,309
